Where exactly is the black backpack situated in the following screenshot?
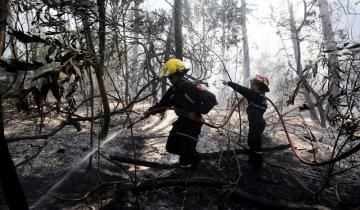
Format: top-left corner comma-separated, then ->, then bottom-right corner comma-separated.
194,84 -> 218,114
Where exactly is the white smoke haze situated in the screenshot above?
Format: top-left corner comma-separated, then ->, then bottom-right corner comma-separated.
141,0 -> 360,107
1,1 -> 360,209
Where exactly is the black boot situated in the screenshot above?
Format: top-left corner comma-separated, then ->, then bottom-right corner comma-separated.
248,150 -> 263,168
190,154 -> 200,172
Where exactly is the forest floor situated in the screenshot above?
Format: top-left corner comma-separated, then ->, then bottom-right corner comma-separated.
1,100 -> 360,210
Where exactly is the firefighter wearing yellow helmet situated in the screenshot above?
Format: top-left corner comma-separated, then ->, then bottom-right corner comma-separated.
143,58 -> 217,174
159,58 -> 189,78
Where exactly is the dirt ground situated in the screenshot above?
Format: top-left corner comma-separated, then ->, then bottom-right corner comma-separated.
1,101 -> 359,210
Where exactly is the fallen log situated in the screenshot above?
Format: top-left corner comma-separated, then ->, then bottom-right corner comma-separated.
109,144 -> 291,168
110,155 -> 177,169
200,144 -> 290,159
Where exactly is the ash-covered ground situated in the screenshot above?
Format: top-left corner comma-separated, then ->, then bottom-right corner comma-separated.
1,102 -> 359,210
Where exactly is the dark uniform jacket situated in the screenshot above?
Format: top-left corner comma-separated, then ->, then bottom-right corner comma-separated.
148,81 -> 204,119
148,81 -> 204,166
227,82 -> 267,115
228,82 -> 267,152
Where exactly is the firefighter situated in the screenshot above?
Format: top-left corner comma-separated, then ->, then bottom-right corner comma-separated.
143,58 -> 205,171
223,75 -> 270,167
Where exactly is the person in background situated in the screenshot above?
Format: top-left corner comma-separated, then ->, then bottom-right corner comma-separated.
222,75 -> 270,167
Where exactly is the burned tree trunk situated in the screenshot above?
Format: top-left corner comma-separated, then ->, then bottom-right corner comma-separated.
96,0 -> 111,137
0,101 -> 29,210
81,3 -> 110,139
288,1 -> 321,124
97,0 -> 106,78
130,1 -> 141,95
0,1 -> 29,209
0,0 -> 9,56
174,0 -> 183,59
241,0 -> 250,87
162,19 -> 173,98
318,0 -> 340,121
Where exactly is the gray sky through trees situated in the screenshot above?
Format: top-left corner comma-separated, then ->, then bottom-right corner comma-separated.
144,0 -> 360,71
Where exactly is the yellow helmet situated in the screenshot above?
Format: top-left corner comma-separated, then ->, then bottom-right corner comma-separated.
160,58 -> 188,77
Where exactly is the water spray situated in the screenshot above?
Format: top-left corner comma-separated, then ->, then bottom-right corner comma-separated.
30,115 -> 145,209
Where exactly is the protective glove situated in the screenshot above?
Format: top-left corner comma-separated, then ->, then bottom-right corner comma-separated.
188,112 -> 196,120
143,110 -> 151,119
222,80 -> 229,85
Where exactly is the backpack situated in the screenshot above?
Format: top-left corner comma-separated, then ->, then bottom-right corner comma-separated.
194,84 -> 218,114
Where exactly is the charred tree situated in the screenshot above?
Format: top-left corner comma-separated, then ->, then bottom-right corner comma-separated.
0,1 -> 29,209
0,102 -> 29,210
81,3 -> 110,139
97,0 -> 106,78
318,0 -> 340,120
130,0 -> 141,95
288,1 -> 322,124
174,0 -> 183,59
162,18 -> 174,98
122,13 -> 131,105
241,0 -> 250,87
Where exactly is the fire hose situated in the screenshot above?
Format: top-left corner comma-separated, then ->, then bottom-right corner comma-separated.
133,97 -> 359,167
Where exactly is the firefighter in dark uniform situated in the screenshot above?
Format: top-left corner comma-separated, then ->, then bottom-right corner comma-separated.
144,58 -> 204,170
223,75 -> 270,167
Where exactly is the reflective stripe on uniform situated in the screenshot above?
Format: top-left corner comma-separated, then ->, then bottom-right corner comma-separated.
249,101 -> 267,111
175,131 -> 198,141
184,93 -> 195,104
